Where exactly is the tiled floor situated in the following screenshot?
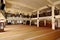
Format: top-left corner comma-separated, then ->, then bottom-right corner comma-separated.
0,24 -> 60,40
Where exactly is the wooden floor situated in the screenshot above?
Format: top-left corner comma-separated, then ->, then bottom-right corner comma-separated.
0,24 -> 60,40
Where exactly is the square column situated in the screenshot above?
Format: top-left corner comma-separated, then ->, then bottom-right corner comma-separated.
52,6 -> 55,30
37,11 -> 39,27
37,19 -> 39,27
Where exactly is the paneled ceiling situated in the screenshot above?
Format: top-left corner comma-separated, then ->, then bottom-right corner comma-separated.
5,0 -> 60,14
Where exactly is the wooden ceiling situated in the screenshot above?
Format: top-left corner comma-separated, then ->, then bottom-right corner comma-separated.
5,0 -> 60,14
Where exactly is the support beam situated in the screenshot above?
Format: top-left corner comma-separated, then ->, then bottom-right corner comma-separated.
47,0 -> 59,9
37,11 -> 39,27
52,6 -> 55,30
3,0 -> 5,4
47,0 -> 53,5
37,19 -> 39,27
54,1 -> 60,5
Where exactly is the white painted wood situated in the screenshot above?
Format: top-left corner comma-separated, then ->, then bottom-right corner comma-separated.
52,6 -> 55,30
37,11 -> 39,27
37,19 -> 39,27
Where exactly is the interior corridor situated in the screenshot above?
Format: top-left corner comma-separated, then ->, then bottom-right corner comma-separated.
0,0 -> 60,40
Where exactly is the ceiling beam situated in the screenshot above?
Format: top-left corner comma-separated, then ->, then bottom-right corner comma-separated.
32,6 -> 48,12
32,0 -> 53,12
54,1 -> 60,5
6,0 -> 36,10
6,8 -> 31,14
47,0 -> 53,5
54,1 -> 60,9
47,0 -> 59,9
47,0 -> 56,7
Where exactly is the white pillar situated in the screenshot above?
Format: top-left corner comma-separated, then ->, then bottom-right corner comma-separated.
37,19 -> 39,27
3,0 -> 5,4
44,20 -> 46,26
52,6 -> 55,30
37,11 -> 39,27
